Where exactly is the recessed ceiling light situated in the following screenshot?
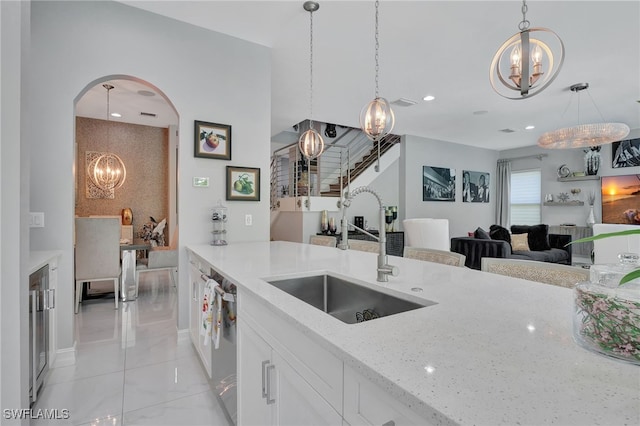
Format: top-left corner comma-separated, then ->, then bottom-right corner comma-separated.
473,110 -> 489,115
137,90 -> 156,97
525,125 -> 535,130
110,112 -> 122,118
423,95 -> 435,101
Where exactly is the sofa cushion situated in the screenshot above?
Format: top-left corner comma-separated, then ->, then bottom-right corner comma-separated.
511,224 -> 551,251
489,225 -> 511,244
511,248 -> 570,263
511,233 -> 530,251
474,227 -> 491,239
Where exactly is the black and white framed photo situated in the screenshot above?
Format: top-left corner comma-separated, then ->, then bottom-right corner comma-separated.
462,170 -> 490,203
612,138 -> 640,168
423,166 -> 455,202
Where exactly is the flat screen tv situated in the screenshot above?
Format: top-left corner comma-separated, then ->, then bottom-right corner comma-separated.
601,174 -> 640,225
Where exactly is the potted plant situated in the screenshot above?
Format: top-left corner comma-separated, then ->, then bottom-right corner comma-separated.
570,230 -> 640,364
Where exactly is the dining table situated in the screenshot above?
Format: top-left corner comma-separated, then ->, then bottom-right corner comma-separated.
120,242 -> 150,301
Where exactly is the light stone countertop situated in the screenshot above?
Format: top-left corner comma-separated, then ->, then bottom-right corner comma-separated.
187,241 -> 640,426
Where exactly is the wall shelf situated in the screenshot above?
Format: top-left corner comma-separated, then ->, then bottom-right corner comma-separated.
544,201 -> 585,206
557,175 -> 601,182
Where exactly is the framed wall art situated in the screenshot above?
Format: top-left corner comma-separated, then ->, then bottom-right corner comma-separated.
462,170 -> 490,203
423,166 -> 455,202
226,166 -> 260,201
194,120 -> 231,160
612,138 -> 640,168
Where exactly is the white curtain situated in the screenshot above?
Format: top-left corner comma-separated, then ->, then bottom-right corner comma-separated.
495,160 -> 511,226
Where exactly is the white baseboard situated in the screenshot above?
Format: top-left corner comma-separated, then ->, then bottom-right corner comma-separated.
177,328 -> 190,342
54,343 -> 77,367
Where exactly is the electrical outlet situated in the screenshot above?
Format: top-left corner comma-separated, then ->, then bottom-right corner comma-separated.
245,214 -> 252,226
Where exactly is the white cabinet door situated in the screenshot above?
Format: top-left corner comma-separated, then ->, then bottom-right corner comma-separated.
187,254 -> 211,376
238,319 -> 273,426
273,351 -> 342,426
188,260 -> 201,346
343,366 -> 431,426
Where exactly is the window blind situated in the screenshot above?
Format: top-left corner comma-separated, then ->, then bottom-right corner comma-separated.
510,169 -> 541,225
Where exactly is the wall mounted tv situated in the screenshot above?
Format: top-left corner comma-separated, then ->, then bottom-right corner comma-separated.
601,174 -> 640,225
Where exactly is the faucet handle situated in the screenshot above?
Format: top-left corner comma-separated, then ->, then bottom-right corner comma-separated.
378,264 -> 399,277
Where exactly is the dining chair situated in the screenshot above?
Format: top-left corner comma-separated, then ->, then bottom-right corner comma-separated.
74,217 -> 121,313
402,218 -> 450,251
136,228 -> 178,294
135,247 -> 178,292
403,247 -> 466,267
481,258 -> 589,289
309,235 -> 337,247
348,239 -> 380,253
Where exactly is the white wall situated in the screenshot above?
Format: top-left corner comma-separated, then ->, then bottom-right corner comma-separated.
400,135 -> 499,239
27,1 -> 270,355
1,0 -> 31,414
500,127 -> 640,227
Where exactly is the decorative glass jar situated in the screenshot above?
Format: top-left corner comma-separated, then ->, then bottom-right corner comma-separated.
210,200 -> 228,246
573,253 -> 640,365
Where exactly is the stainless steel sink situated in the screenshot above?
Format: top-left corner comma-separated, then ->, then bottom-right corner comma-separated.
265,274 -> 434,324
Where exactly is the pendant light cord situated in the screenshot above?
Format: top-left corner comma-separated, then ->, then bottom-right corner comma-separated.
518,0 -> 530,31
374,0 -> 380,99
309,8 -> 315,129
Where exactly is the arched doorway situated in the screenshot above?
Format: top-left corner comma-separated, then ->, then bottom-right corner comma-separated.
73,75 -> 179,325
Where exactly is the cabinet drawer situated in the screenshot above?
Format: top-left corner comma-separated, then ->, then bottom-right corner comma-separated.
239,289 -> 343,413
344,365 -> 430,426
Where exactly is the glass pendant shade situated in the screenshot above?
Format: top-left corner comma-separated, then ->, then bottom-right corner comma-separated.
359,97 -> 395,141
298,128 -> 325,160
538,123 -> 630,149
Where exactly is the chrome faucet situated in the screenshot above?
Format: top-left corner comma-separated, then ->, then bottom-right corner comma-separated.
338,186 -> 399,282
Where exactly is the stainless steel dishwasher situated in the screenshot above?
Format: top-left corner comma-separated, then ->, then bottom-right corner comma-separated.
207,271 -> 237,425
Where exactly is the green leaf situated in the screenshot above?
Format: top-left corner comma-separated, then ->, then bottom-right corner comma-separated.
566,228 -> 640,246
620,269 -> 640,285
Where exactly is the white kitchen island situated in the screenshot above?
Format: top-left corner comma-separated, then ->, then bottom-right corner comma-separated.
187,241 -> 639,426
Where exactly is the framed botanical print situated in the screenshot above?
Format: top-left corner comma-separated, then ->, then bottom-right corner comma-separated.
226,166 -> 260,201
194,120 -> 231,160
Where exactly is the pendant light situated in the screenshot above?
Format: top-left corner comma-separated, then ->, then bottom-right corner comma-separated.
88,84 -> 127,191
359,0 -> 395,171
298,1 -> 325,160
490,0 -> 564,99
537,83 -> 630,149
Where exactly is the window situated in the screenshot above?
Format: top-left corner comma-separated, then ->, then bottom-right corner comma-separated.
510,169 -> 541,225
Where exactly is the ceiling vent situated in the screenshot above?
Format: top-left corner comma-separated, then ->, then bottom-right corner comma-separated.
391,98 -> 417,107
500,128 -> 516,133
140,112 -> 157,117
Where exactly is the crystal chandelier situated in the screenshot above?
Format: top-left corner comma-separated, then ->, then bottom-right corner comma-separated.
359,0 -> 395,171
537,83 -> 630,149
89,84 -> 127,191
298,1 -> 325,160
490,0 -> 564,99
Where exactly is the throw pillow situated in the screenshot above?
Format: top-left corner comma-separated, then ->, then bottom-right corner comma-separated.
511,233 -> 530,251
474,227 -> 491,239
489,224 -> 511,244
511,224 -> 550,251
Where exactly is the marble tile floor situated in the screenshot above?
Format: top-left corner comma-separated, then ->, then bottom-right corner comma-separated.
33,270 -> 231,426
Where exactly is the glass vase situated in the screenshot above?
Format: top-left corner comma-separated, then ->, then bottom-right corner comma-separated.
573,253 -> 640,365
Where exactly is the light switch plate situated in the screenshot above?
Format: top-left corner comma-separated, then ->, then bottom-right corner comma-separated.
29,212 -> 45,228
193,177 -> 209,187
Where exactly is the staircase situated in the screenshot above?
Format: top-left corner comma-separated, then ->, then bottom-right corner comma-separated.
320,134 -> 401,197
